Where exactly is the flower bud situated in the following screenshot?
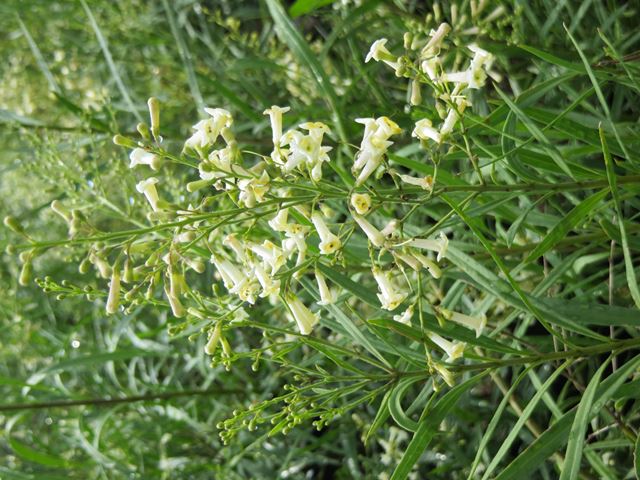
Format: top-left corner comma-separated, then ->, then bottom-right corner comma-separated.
106,265 -> 121,315
136,122 -> 151,141
19,259 -> 33,286
3,216 -> 24,234
148,97 -> 160,140
112,134 -> 137,148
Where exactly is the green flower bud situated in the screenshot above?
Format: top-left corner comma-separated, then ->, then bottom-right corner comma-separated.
112,134 -> 137,148
3,215 -> 24,234
136,122 -> 151,141
147,97 -> 160,140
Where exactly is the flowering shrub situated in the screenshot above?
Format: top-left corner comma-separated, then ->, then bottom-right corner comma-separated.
3,1 -> 640,478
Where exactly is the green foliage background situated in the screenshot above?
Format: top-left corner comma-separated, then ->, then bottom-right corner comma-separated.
1,0 -> 640,479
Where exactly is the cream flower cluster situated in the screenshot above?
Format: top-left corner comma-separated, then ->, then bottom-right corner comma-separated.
366,23 -> 498,151
116,86 -> 489,366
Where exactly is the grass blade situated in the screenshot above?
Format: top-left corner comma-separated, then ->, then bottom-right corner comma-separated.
600,125 -> 640,308
80,0 -> 142,122
522,188 -> 609,264
560,359 -> 609,480
391,373 -> 487,480
480,360 -> 571,480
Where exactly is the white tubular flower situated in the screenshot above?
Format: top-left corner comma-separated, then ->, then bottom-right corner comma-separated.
393,305 -> 414,325
411,251 -> 442,279
238,171 -> 270,208
250,240 -> 285,275
410,78 -> 422,106
353,117 -> 400,186
204,323 -> 222,355
253,263 -> 281,298
354,117 -> 379,141
164,284 -> 185,318
412,119 -> 442,144
268,208 -> 289,232
105,265 -> 121,315
353,213 -> 385,247
285,293 -> 319,335
432,362 -> 456,387
350,193 -> 372,215
375,116 -> 403,138
439,108 -> 459,137
315,270 -> 335,306
211,255 -> 256,303
381,219 -> 399,238
311,211 -> 342,255
398,172 -> 434,191
429,332 -> 465,360
421,57 -> 441,81
186,108 -> 233,149
422,22 -> 451,57
439,307 -> 487,338
129,148 -> 161,170
263,105 -> 290,146
223,233 -> 248,264
407,232 -> 449,262
365,38 -> 398,68
135,177 -> 160,211
372,267 -> 407,311
300,121 -> 330,143
393,251 -> 421,271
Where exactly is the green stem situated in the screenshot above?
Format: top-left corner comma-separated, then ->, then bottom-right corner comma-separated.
0,387 -> 241,412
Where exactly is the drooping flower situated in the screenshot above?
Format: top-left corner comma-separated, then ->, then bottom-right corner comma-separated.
353,213 -> 385,248
437,307 -> 487,338
429,332 -> 465,360
285,293 -> 319,335
185,108 -> 233,149
135,177 -> 161,211
350,192 -> 372,215
129,148 -> 161,170
372,267 -> 407,311
393,305 -> 414,325
406,232 -> 449,262
263,105 -> 290,146
249,240 -> 286,275
365,38 -> 398,69
412,119 -> 442,144
353,117 -> 401,186
315,270 -> 335,306
311,211 -> 342,255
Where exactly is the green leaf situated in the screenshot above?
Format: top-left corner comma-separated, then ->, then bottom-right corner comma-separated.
391,373 -> 487,480
80,0 -> 142,122
9,438 -> 70,468
481,361 -> 571,480
265,0 -> 347,144
634,432 -> 640,479
317,263 -> 378,307
467,366 -> 534,479
289,0 -> 335,17
523,189 -> 609,264
388,377 -> 421,432
365,390 -> 392,445
495,354 -> 640,479
560,359 -> 609,480
299,278 -> 391,368
519,45 -> 584,72
600,126 -> 640,308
